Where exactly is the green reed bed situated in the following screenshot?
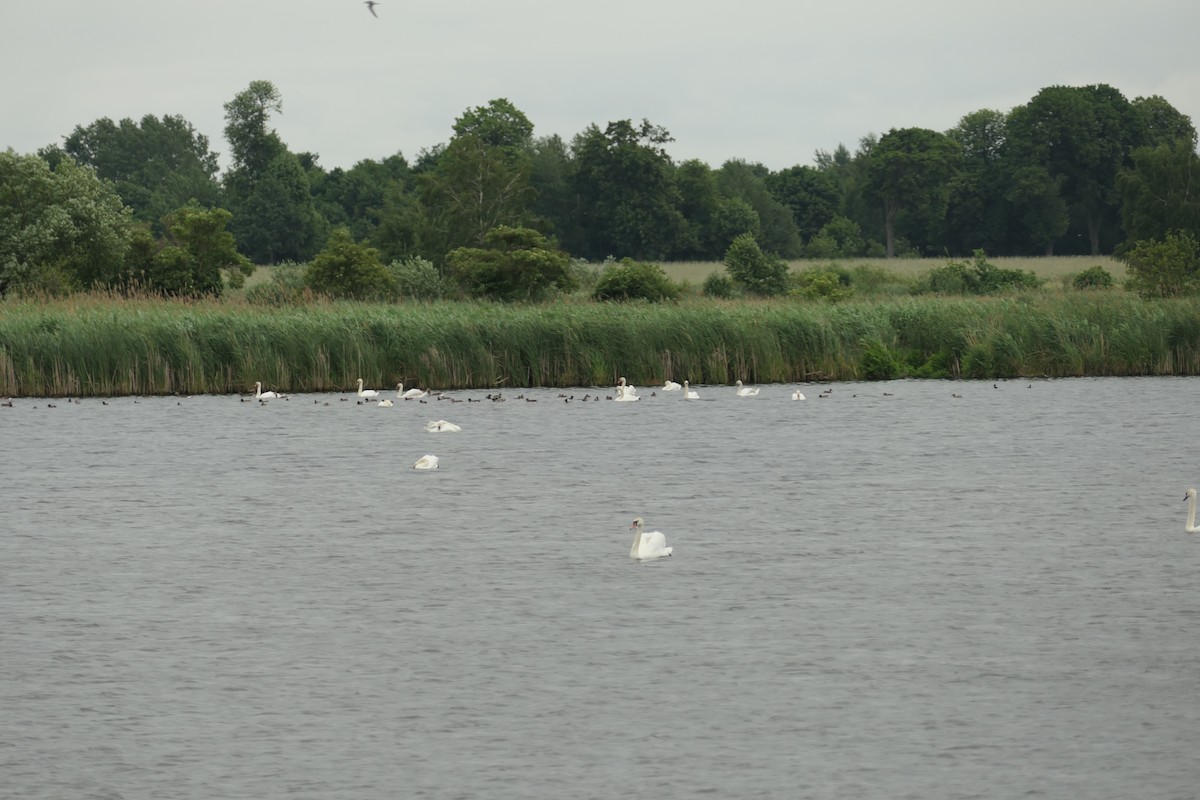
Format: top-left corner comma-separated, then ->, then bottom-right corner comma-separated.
1,293 -> 1199,397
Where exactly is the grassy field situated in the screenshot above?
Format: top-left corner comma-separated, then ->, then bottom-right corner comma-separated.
239,256 -> 1126,299
3,289 -> 1197,397
660,256 -> 1127,288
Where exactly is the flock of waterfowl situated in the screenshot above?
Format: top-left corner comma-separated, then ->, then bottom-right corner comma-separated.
5,376 -> 1198,540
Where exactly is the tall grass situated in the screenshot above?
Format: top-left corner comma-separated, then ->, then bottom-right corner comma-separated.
2,292 -> 1198,396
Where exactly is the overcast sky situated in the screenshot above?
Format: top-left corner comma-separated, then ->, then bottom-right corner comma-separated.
4,0 -> 1198,174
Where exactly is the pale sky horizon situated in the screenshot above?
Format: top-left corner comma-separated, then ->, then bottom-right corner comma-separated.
3,0 -> 1198,175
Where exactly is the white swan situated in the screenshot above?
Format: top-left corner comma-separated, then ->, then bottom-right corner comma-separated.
253,382 -> 278,401
662,380 -> 682,391
425,420 -> 461,432
735,380 -> 760,397
792,389 -> 806,400
630,517 -> 673,559
413,454 -> 439,470
356,379 -> 379,400
682,381 -> 699,400
378,398 -> 394,407
614,383 -> 640,402
1185,488 -> 1200,533
397,382 -> 427,400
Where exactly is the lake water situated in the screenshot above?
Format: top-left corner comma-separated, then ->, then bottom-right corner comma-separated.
2,377 -> 1198,800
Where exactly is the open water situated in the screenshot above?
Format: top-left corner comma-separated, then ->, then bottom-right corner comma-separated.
2,377 -> 1198,799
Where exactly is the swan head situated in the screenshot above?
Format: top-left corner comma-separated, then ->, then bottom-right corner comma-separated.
736,380 -> 743,387
630,517 -> 644,530
1186,488 -> 1197,501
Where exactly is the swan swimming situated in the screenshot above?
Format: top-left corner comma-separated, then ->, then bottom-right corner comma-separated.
424,420 -> 461,432
397,382 -> 427,400
735,380 -> 760,397
378,399 -> 394,407
616,377 -> 637,397
662,380 -> 682,391
253,382 -> 278,401
792,389 -> 806,400
630,517 -> 673,559
682,381 -> 699,400
1185,488 -> 1200,533
614,383 -> 640,402
356,379 -> 380,400
413,454 -> 440,470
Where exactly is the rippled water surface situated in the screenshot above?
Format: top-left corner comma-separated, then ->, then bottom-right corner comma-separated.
3,378 -> 1199,799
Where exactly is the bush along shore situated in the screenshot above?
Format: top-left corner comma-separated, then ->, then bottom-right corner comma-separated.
2,293 -> 1200,397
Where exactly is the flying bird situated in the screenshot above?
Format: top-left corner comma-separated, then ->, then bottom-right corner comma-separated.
364,1 -> 379,17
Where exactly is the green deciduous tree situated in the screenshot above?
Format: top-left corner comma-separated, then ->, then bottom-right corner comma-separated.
1117,140 -> 1200,245
570,119 -> 684,260
222,81 -> 326,263
420,99 -> 537,257
0,150 -> 134,295
446,225 -> 574,301
223,80 -> 286,177
866,127 -> 961,258
60,114 -> 222,232
766,164 -> 840,244
1007,84 -> 1141,255
157,205 -> 252,295
715,160 -> 802,257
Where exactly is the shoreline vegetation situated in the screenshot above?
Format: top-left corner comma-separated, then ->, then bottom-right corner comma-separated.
2,260 -> 1197,397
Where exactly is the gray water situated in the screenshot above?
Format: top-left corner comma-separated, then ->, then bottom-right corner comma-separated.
2,378 -> 1198,800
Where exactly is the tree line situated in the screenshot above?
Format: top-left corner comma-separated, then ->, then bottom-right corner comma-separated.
2,79 -> 1198,298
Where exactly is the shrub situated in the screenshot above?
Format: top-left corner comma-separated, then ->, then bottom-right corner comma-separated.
1072,266 -> 1114,290
1120,231 -> 1200,298
446,225 -> 575,302
791,268 -> 854,302
388,256 -> 447,300
723,233 -> 788,296
592,258 -> 680,302
859,339 -> 901,380
305,227 -> 394,301
702,272 -> 737,299
915,249 -> 1043,295
246,261 -> 312,306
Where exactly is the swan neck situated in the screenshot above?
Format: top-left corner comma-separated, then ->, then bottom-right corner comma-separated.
1188,493 -> 1199,533
630,523 -> 642,558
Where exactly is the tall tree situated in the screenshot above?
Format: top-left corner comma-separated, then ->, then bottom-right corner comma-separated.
1117,140 -> 1200,244
816,136 -> 883,254
422,99 -> 536,253
715,160 -> 802,257
223,80 -> 286,177
570,119 -> 684,260
1006,84 -> 1141,255
528,134 -> 577,243
671,159 -> 726,259
943,109 -> 1012,255
452,98 -> 535,149
0,150 -> 134,294
60,114 -> 222,232
866,128 -> 961,257
1131,95 -> 1197,149
766,164 -> 840,244
221,81 -> 326,263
